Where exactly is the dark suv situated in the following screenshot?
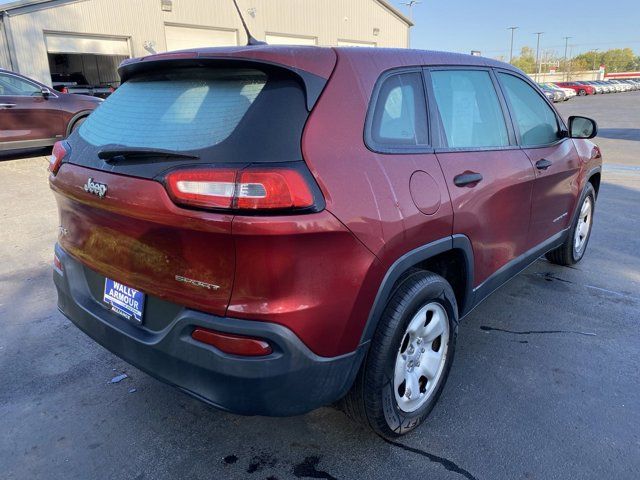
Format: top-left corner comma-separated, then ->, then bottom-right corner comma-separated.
0,69 -> 101,152
50,46 -> 601,437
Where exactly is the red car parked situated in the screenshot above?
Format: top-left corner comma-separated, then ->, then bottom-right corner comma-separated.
0,69 -> 101,152
50,46 -> 601,437
555,81 -> 596,96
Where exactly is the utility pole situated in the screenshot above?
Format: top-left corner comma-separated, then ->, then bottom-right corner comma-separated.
592,48 -> 599,76
508,26 -> 518,64
534,32 -> 543,82
563,36 -> 571,81
401,0 -> 422,21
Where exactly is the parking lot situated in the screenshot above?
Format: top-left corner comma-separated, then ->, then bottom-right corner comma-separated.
1,92 -> 639,480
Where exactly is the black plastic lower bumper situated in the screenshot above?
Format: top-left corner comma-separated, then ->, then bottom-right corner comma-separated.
53,245 -> 366,416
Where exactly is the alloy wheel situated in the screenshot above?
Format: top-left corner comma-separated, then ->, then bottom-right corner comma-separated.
393,302 -> 449,413
574,196 -> 593,255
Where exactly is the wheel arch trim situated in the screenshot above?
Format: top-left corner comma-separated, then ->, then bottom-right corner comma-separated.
585,166 -> 602,196
65,110 -> 92,137
359,235 -> 474,346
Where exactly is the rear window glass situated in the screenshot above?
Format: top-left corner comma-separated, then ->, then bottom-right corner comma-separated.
368,71 -> 429,149
79,69 -> 267,151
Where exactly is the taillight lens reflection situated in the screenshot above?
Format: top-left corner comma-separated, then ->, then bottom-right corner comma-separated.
166,169 -> 237,209
237,169 -> 313,210
165,167 -> 315,212
49,141 -> 69,175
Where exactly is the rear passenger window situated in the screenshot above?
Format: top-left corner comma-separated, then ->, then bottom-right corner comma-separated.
498,73 -> 560,146
368,72 -> 428,149
430,70 -> 509,149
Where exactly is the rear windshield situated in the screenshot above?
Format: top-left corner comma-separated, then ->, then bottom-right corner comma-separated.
80,69 -> 267,151
75,66 -> 309,163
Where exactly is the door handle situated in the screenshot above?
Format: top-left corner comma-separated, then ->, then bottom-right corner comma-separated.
0,103 -> 16,108
454,172 -> 483,187
535,159 -> 552,170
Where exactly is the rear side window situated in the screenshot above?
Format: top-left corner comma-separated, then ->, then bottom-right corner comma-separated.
430,70 -> 509,149
80,69 -> 267,151
368,71 -> 428,149
498,73 -> 560,146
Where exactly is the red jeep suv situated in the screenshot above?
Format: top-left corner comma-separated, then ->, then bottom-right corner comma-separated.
50,46 -> 601,437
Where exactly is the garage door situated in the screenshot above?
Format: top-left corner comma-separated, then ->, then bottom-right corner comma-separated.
45,33 -> 130,56
265,34 -> 317,46
165,25 -> 237,51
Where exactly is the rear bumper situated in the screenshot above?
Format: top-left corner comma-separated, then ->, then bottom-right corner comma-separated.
53,245 -> 365,416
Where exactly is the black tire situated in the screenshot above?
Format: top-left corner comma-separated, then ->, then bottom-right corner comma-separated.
578,89 -> 587,96
546,183 -> 596,266
341,270 -> 458,438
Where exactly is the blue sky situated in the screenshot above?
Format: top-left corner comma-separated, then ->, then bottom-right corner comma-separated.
391,0 -> 640,58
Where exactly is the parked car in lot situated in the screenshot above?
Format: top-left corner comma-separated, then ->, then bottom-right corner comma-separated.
554,81 -> 596,96
51,72 -> 115,99
541,82 -> 574,100
576,81 -> 603,94
592,80 -> 614,93
617,79 -> 640,90
548,83 -> 577,99
539,83 -> 565,102
49,46 -> 602,437
605,80 -> 628,92
0,69 -> 101,152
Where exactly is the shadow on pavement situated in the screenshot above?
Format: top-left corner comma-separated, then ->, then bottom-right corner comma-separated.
597,128 -> 640,141
0,147 -> 51,161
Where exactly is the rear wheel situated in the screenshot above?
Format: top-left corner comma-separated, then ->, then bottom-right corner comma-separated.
341,271 -> 458,437
546,183 -> 595,266
578,89 -> 587,96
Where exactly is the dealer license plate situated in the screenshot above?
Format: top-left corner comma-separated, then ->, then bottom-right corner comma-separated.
103,278 -> 145,324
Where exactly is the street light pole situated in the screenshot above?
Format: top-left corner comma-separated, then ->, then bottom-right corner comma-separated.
563,36 -> 571,81
401,0 -> 422,21
508,26 -> 518,64
534,32 -> 543,82
592,48 -> 599,77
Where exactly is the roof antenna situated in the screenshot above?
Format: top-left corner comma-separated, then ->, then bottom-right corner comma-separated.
231,0 -> 266,46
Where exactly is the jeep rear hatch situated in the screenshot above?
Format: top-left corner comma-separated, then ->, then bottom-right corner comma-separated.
49,51 -> 335,317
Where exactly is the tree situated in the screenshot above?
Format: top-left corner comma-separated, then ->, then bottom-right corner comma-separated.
572,48 -> 637,72
601,48 -> 637,72
512,46 -> 536,73
573,50 -> 602,71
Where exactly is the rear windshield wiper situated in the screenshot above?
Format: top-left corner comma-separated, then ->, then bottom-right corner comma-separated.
98,147 -> 199,163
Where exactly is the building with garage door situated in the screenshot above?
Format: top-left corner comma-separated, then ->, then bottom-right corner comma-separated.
0,0 -> 412,89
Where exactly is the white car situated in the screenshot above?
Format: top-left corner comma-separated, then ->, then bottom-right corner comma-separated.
604,81 -> 623,92
609,80 -> 631,92
550,83 -> 577,99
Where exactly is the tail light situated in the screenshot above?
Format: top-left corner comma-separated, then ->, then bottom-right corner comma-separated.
61,86 -> 68,94
53,252 -> 63,275
49,141 -> 70,175
191,327 -> 272,356
164,165 -> 319,213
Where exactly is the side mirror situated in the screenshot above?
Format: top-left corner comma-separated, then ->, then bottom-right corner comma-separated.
41,87 -> 51,99
568,116 -> 597,139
